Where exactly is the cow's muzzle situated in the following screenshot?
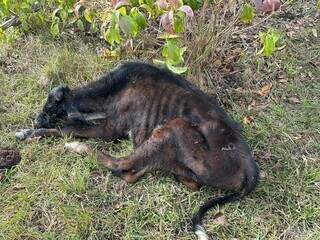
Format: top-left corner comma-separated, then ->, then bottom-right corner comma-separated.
34,112 -> 51,128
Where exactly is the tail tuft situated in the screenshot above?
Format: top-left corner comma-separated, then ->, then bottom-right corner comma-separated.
194,224 -> 210,240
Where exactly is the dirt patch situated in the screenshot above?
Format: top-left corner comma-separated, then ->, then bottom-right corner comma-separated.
0,148 -> 21,170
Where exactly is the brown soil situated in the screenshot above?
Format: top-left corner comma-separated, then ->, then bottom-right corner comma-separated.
0,148 -> 21,169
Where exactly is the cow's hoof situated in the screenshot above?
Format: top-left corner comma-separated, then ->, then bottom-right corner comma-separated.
15,129 -> 34,141
65,142 -> 91,154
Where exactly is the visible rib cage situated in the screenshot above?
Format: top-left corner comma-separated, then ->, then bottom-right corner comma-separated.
24,62 -> 259,240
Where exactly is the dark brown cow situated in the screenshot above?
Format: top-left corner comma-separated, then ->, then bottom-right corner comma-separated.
16,62 -> 259,239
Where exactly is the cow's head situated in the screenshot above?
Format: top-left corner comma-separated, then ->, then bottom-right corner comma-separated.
35,84 -> 71,128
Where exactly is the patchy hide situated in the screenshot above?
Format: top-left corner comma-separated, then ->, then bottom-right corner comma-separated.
16,62 -> 259,239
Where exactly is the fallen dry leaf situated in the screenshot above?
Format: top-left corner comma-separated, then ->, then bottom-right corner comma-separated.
231,47 -> 243,55
213,212 -> 229,226
292,134 -> 302,140
25,136 -> 42,143
260,149 -> 272,160
258,83 -> 273,96
271,162 -> 283,171
288,96 -> 300,104
243,116 -> 254,124
260,171 -> 267,179
213,59 -> 222,68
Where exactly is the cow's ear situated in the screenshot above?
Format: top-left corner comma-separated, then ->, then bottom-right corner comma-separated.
51,84 -> 70,102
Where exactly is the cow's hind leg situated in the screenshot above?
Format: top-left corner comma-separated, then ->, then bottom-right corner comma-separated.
65,118 -> 204,185
64,141 -> 149,183
65,119 -> 183,183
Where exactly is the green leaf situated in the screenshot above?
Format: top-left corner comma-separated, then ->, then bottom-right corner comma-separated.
166,64 -> 187,74
0,28 -> 6,41
258,29 -> 280,57
60,9 -> 68,23
173,11 -> 185,33
162,39 -> 183,65
240,3 -> 255,25
91,21 -> 98,33
119,15 -> 139,36
34,12 -> 45,26
130,0 -> 140,6
183,0 -> 203,10
168,0 -> 184,9
140,4 -> 155,17
118,6 -> 127,16
77,19 -> 85,31
50,17 -> 60,37
130,7 -> 147,29
152,59 -> 166,65
110,11 -> 120,27
84,9 -> 95,23
104,25 -> 122,45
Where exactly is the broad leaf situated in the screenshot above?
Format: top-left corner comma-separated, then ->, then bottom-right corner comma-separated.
130,7 -> 147,29
182,0 -> 203,10
84,9 -> 95,23
50,18 -> 60,37
105,25 -> 122,45
162,40 -> 183,65
77,19 -> 85,31
258,29 -> 280,57
173,11 -> 185,33
119,15 -> 139,36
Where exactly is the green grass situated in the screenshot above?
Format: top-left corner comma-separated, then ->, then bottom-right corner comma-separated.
0,1 -> 319,239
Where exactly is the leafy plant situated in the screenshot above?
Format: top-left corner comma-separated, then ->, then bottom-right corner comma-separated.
240,3 -> 255,25
102,0 -> 194,73
154,34 -> 187,74
0,0 -> 199,74
258,29 -> 281,57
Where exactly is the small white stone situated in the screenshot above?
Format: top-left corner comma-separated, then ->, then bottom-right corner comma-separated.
65,142 -> 90,154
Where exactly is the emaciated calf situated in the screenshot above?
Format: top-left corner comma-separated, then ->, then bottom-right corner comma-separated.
16,62 -> 259,239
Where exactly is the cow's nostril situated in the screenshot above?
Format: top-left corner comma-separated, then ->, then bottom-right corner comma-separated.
221,143 -> 235,151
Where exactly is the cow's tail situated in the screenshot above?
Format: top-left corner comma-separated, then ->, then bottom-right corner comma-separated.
191,170 -> 259,240
192,192 -> 240,240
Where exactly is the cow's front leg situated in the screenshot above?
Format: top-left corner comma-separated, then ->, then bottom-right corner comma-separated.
15,128 -> 61,141
15,125 -> 112,141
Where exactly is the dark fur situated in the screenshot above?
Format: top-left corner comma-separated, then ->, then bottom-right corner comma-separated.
19,62 -> 259,237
